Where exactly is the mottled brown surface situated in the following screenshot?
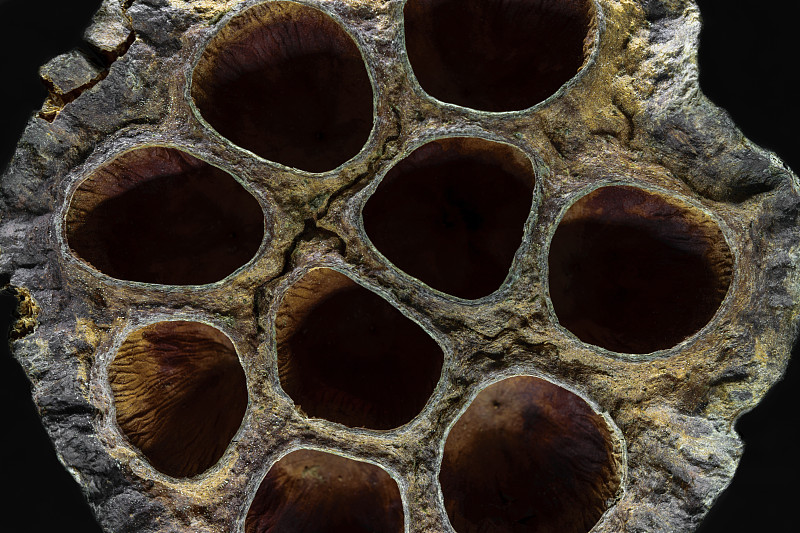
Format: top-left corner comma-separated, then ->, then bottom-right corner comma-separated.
245,449 -> 404,533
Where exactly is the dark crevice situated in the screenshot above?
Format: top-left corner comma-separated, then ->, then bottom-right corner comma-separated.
280,219 -> 345,274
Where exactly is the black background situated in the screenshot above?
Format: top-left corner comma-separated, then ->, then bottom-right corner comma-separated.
0,0 -> 797,531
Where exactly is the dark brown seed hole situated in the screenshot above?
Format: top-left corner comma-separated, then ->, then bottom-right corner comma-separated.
245,449 -> 404,533
548,185 -> 734,354
65,146 -> 264,285
362,137 -> 535,299
108,321 -> 248,478
404,0 -> 595,111
440,376 -> 621,533
191,1 -> 374,172
276,268 -> 444,430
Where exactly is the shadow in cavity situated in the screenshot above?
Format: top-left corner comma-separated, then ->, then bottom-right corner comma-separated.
548,186 -> 733,354
66,146 -> 264,285
109,321 -> 248,478
440,376 -> 621,533
404,0 -> 595,111
245,449 -> 404,533
191,1 -> 374,172
276,268 -> 444,430
363,137 -> 535,300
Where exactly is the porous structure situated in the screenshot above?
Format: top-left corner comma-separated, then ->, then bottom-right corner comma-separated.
1,0 -> 799,532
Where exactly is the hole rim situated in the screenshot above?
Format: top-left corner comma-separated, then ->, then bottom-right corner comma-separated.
542,181 -> 739,360
356,132 -> 543,304
99,315 -> 252,483
186,0 -> 380,177
57,143 -> 271,290
269,262 -> 452,433
239,445 -> 409,532
398,0 -> 605,116
434,372 -> 627,533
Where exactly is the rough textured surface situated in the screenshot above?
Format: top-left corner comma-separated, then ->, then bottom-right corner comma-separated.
1,1 -> 799,532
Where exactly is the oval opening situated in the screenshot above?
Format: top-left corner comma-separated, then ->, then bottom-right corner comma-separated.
191,1 -> 374,172
109,321 -> 248,478
245,449 -> 404,533
276,268 -> 444,430
65,146 -> 265,285
404,0 -> 596,111
548,185 -> 734,354
440,376 -> 621,533
362,137 -> 535,299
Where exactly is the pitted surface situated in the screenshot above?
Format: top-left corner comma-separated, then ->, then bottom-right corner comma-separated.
1,1 -> 799,532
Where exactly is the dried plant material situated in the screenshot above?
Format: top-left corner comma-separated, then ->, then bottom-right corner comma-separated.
363,137 -> 536,299
109,320 -> 248,478
440,376 -> 621,533
245,449 -> 404,533
276,267 -> 444,429
1,0 -> 799,532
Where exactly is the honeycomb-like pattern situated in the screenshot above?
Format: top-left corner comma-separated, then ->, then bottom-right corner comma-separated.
3,0 -> 800,532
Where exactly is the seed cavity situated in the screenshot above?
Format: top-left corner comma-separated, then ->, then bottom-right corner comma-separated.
65,146 -> 265,285
362,137 -> 535,299
109,321 -> 248,478
191,1 -> 374,172
440,375 -> 621,533
404,0 -> 596,111
548,185 -> 734,354
275,268 -> 444,430
245,449 -> 404,533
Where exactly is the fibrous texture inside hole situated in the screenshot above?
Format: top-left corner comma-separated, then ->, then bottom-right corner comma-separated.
362,137 -> 535,299
245,449 -> 404,533
404,0 -> 595,111
65,146 -> 264,285
108,321 -> 248,478
191,1 -> 374,172
440,376 -> 620,533
276,268 -> 444,429
548,185 -> 733,354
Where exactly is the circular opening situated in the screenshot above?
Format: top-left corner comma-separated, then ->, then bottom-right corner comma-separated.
65,146 -> 265,285
276,268 -> 444,430
245,449 -> 404,533
108,321 -> 248,478
548,185 -> 734,354
362,137 -> 535,300
191,1 -> 374,172
440,376 -> 621,533
403,0 -> 595,111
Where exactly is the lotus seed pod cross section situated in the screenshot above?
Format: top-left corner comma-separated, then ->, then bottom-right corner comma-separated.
1,1 -> 798,532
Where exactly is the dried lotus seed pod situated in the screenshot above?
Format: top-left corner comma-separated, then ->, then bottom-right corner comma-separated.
1,1 -> 798,533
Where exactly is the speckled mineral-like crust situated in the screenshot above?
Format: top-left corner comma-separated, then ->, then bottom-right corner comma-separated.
1,1 -> 799,532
